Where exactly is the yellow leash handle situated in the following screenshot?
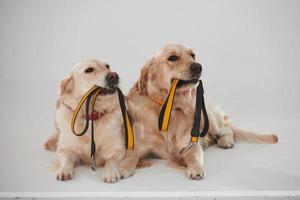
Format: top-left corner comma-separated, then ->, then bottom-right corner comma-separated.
117,88 -> 134,150
125,108 -> 134,150
158,79 -> 179,132
71,85 -> 99,135
70,85 -> 134,150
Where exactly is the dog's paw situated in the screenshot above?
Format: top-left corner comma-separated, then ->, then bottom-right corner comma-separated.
119,163 -> 135,179
56,166 -> 74,181
102,165 -> 121,183
136,159 -> 153,169
186,165 -> 205,180
217,134 -> 234,149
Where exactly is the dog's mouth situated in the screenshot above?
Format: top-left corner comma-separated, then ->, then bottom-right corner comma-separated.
98,86 -> 117,95
171,78 -> 199,88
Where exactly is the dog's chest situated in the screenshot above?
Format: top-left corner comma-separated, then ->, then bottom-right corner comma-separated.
58,109 -> 123,159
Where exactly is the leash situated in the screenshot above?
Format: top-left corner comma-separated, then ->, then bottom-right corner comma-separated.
158,79 -> 209,154
71,86 -> 134,170
158,79 -> 179,131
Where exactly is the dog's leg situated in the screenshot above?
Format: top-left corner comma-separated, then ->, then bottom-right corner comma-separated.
182,144 -> 205,180
56,149 -> 79,181
44,132 -> 59,152
102,153 -> 123,183
205,104 -> 235,149
119,150 -> 140,179
216,127 -> 235,149
207,111 -> 235,149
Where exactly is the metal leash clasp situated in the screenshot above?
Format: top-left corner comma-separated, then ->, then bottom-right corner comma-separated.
179,138 -> 204,155
179,142 -> 194,154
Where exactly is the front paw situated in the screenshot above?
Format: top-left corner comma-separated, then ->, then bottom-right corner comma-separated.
186,165 -> 205,180
217,134 -> 234,149
119,162 -> 135,179
102,165 -> 121,183
56,166 -> 74,181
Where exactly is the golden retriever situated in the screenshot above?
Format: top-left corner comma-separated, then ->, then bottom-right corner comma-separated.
119,44 -> 278,180
44,59 -> 127,183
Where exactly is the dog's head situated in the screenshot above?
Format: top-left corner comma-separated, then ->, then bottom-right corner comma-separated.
58,59 -> 119,108
138,44 -> 202,95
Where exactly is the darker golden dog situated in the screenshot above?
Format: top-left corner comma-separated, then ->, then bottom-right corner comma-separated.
120,44 -> 278,180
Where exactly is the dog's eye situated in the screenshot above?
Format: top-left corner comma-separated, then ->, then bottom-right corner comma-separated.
84,67 -> 94,73
167,55 -> 179,62
105,64 -> 110,69
191,53 -> 195,59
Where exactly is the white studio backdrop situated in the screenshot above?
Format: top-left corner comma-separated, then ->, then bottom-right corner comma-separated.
1,0 -> 300,127
1,0 -> 299,88
0,0 -> 300,197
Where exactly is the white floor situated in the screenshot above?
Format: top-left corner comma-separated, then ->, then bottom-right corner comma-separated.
0,78 -> 299,199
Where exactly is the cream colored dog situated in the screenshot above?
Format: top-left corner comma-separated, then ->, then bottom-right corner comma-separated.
44,59 -> 127,183
119,44 -> 278,180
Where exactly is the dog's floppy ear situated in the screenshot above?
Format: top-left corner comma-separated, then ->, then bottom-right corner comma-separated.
59,75 -> 74,97
57,74 -> 77,109
138,58 -> 155,95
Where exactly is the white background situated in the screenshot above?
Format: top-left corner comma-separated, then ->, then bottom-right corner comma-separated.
1,0 -> 299,86
0,0 -> 300,199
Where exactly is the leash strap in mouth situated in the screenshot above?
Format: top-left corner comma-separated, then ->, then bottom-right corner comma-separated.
158,79 -> 179,131
158,79 -> 209,149
71,86 -> 134,170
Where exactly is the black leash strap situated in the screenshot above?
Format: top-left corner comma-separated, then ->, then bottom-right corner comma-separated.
190,80 -> 209,141
83,88 -> 99,170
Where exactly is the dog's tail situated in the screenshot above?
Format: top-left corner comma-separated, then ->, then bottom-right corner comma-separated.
212,105 -> 278,144
44,132 -> 59,152
230,125 -> 278,144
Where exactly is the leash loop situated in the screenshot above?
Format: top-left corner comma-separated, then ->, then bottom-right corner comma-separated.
71,85 -> 99,136
158,79 -> 209,154
70,85 -> 134,170
190,80 -> 209,140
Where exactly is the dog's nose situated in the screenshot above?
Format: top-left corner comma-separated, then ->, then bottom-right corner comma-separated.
106,72 -> 119,80
190,63 -> 202,76
106,72 -> 119,86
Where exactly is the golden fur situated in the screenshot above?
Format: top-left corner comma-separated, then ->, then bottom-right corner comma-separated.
119,44 -> 278,180
44,59 -> 126,183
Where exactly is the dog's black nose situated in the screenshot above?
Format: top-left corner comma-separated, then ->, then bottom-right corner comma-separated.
106,72 -> 119,86
190,63 -> 202,76
107,72 -> 119,80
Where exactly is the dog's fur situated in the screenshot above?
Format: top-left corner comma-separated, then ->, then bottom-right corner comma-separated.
44,59 -> 126,183
119,44 -> 278,180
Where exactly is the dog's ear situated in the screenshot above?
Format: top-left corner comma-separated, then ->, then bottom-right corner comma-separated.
58,75 -> 74,98
138,58 -> 155,95
57,74 -> 78,109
